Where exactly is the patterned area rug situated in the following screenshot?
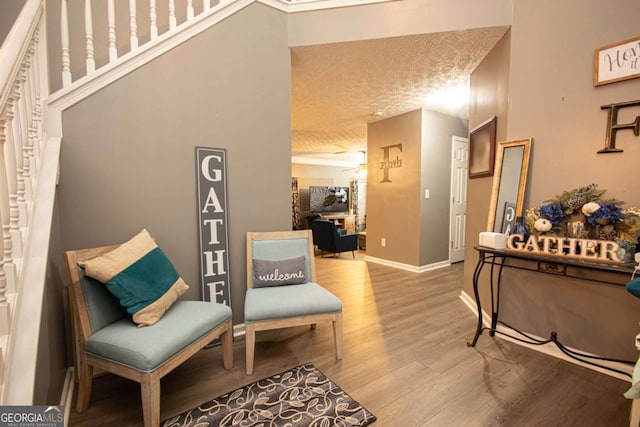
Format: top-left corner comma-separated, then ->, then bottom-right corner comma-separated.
162,362 -> 376,427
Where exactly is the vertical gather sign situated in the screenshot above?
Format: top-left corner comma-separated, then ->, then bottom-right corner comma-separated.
196,147 -> 231,306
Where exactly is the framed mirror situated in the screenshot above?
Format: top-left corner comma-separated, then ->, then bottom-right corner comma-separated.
486,138 -> 533,233
468,116 -> 497,178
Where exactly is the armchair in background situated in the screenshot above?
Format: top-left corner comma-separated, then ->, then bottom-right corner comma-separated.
306,214 -> 323,245
311,219 -> 358,258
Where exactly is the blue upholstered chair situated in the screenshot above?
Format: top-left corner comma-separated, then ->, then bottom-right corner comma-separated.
311,219 -> 358,258
244,230 -> 343,375
65,245 -> 233,427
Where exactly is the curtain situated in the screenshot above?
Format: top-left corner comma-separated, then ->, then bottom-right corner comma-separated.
292,177 -> 301,230
351,180 -> 359,232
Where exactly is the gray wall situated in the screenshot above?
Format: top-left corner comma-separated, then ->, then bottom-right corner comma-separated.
420,109 -> 467,265
464,0 -> 640,360
57,3 -> 292,326
367,109 -> 423,266
34,198 -> 68,405
502,0 -> 640,359
367,109 -> 466,267
463,30 -> 510,340
0,0 -> 25,46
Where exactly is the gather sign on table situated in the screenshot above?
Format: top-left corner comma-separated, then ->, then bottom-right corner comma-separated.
506,233 -> 622,263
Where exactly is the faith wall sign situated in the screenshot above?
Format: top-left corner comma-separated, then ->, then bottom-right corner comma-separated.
598,100 -> 640,153
379,144 -> 403,183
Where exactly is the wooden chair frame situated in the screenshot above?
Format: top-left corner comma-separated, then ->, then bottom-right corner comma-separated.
245,230 -> 343,375
65,246 -> 233,427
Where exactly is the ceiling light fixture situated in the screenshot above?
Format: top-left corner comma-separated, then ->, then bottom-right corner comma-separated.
343,150 -> 368,175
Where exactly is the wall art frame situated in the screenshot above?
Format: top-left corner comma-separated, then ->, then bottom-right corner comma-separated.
468,115 -> 497,179
594,35 -> 640,86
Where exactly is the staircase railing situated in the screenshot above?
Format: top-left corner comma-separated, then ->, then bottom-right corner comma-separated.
48,0 -> 394,109
49,0 -> 243,109
0,0 -> 63,404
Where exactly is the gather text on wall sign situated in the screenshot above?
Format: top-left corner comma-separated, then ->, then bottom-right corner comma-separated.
598,99 -> 640,153
379,143 -> 403,183
195,147 -> 231,306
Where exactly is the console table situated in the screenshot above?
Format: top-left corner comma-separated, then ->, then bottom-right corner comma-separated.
467,245 -> 636,377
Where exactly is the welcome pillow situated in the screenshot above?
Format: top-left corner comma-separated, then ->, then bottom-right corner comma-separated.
252,256 -> 307,288
79,229 -> 189,326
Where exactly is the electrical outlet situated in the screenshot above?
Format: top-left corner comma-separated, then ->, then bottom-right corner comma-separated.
381,238 -> 386,247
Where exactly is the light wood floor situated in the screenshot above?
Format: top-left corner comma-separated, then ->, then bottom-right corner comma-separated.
68,253 -> 632,426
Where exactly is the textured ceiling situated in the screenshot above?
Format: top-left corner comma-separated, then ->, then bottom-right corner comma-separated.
291,26 -> 509,159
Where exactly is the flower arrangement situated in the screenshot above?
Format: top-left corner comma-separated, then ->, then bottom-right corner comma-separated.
524,183 -> 640,245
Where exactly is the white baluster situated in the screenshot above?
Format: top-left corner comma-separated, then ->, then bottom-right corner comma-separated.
107,0 -> 117,62
150,0 -> 158,40
0,120 -> 16,294
187,0 -> 194,20
0,193 -> 9,336
29,33 -> 42,162
129,0 -> 138,50
204,0 -> 211,11
85,0 -> 95,73
11,85 -> 27,231
61,0 -> 71,87
31,29 -> 44,157
16,76 -> 32,204
169,0 -> 176,30
2,104 -> 22,260
24,63 -> 36,178
26,123 -> 36,191
21,64 -> 33,133
19,69 -> 33,187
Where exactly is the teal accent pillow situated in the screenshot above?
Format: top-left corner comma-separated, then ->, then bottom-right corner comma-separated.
253,256 -> 306,288
79,229 -> 189,326
107,247 -> 179,314
626,278 -> 640,298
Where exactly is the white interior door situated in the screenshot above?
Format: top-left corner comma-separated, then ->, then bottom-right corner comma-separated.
449,136 -> 468,263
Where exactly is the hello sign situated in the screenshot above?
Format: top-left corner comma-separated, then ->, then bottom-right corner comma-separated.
594,35 -> 640,86
195,147 -> 231,305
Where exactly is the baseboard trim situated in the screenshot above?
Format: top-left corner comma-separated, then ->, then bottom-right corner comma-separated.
364,255 -> 450,273
458,290 -> 634,381
233,323 -> 246,338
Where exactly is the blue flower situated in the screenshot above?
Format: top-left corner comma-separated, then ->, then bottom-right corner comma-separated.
538,204 -> 565,225
586,203 -> 624,226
